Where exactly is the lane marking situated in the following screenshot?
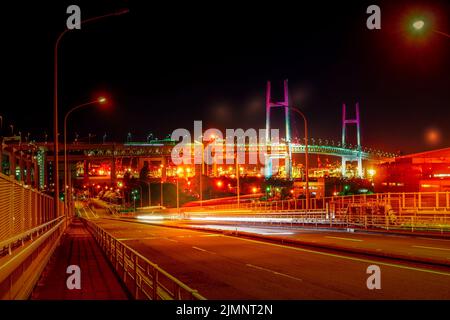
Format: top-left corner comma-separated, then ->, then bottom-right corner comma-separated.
412,245 -> 450,252
325,236 -> 363,242
165,238 -> 178,243
222,235 -> 450,277
419,237 -> 450,242
246,264 -> 303,282
192,246 -> 216,254
199,234 -> 222,237
105,218 -> 450,277
260,232 -> 296,235
117,236 -> 159,241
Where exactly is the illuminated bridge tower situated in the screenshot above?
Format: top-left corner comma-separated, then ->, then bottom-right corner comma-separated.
341,102 -> 363,177
265,80 -> 292,179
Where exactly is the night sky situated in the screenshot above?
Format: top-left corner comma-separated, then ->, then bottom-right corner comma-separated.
1,0 -> 449,154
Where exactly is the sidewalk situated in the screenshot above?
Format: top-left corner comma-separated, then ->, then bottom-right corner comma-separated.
31,219 -> 129,300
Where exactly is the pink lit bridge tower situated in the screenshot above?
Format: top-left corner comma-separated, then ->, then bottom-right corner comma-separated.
265,80 -> 292,179
342,102 -> 363,177
264,79 -> 365,179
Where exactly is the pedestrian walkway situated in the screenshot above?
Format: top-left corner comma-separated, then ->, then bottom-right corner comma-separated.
31,219 -> 129,300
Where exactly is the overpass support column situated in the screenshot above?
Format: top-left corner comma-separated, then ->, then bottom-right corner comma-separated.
34,158 -> 39,189
10,148 -> 16,179
19,151 -> 25,182
341,157 -> 347,177
26,158 -> 32,185
357,155 -> 363,178
111,158 -> 116,185
83,160 -> 89,184
161,157 -> 167,180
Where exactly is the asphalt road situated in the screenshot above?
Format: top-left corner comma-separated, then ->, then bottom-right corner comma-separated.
94,217 -> 450,299
166,220 -> 450,264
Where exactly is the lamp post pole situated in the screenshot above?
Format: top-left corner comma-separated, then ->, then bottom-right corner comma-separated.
64,99 -> 105,225
290,107 -> 309,211
54,8 -> 129,219
194,140 -> 204,207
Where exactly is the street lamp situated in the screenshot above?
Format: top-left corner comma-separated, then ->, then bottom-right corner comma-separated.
193,140 -> 205,207
290,107 -> 310,211
160,164 -> 164,207
64,97 -> 107,223
411,19 -> 450,39
270,106 -> 309,210
54,8 -> 129,219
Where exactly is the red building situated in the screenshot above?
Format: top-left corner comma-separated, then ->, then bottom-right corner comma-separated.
374,147 -> 450,193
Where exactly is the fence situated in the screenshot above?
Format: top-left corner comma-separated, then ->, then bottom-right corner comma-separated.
0,173 -> 61,242
0,172 -> 66,299
83,218 -> 206,300
176,192 -> 450,233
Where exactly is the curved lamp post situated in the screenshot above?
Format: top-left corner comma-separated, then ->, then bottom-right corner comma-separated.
412,19 -> 450,39
64,97 -> 107,223
54,8 -> 129,218
284,107 -> 309,210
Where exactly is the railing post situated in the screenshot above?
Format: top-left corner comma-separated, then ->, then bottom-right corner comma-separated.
436,192 -> 439,208
418,193 -> 422,209
134,254 -> 139,299
152,266 -> 158,300
446,192 -> 450,209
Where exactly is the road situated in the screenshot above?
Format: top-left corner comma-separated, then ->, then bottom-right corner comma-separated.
93,217 -> 450,299
158,219 -> 450,264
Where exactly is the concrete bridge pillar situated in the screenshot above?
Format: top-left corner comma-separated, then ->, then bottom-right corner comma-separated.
110,158 -> 116,184
83,160 -> 89,184
26,158 -> 32,185
341,157 -> 347,177
19,151 -> 25,182
10,148 -> 16,179
34,158 -> 39,189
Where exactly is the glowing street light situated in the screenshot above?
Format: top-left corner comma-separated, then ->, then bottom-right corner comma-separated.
408,16 -> 450,39
412,20 -> 425,30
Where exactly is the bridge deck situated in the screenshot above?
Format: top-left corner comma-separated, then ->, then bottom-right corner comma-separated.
31,219 -> 129,300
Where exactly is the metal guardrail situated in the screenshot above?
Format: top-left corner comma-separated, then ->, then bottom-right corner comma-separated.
0,216 -> 66,299
180,192 -> 450,214
0,172 -> 67,299
0,172 -> 60,242
82,218 -> 206,300
0,216 -> 64,255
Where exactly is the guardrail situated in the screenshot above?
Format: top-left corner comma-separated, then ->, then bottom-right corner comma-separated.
0,172 -> 67,299
82,218 -> 206,300
0,216 -> 66,299
177,192 -> 450,214
0,172 -> 62,242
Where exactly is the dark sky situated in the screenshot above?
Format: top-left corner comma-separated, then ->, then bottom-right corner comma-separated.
1,0 -> 449,154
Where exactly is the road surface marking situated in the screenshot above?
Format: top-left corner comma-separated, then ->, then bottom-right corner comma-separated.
223,235 -> 450,277
117,237 -> 159,241
192,246 -> 216,254
325,236 -> 363,242
165,238 -> 178,243
260,232 -> 296,235
246,264 -> 303,282
412,245 -> 450,252
419,237 -> 450,242
199,234 -> 222,237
